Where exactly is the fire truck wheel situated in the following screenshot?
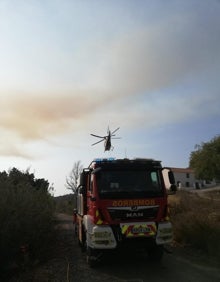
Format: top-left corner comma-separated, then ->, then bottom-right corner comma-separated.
86,247 -> 98,268
74,223 -> 78,237
78,226 -> 86,252
148,245 -> 164,261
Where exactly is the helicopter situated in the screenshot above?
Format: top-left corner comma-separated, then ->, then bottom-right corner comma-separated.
91,127 -> 120,151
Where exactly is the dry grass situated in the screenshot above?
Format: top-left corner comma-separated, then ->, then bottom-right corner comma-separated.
168,190 -> 220,258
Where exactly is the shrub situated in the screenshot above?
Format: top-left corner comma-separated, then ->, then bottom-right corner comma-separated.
0,169 -> 55,271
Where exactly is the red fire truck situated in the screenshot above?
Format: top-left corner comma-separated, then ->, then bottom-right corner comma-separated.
75,158 -> 175,266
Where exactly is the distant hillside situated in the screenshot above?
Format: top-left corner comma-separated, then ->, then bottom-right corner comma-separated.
54,194 -> 75,214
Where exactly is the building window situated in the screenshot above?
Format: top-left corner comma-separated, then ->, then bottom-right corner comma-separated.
186,173 -> 190,178
185,182 -> 190,187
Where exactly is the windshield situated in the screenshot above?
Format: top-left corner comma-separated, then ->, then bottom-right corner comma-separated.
96,169 -> 163,199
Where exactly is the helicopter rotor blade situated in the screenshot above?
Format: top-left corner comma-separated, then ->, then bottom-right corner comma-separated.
91,139 -> 105,146
91,133 -> 105,139
111,127 -> 120,135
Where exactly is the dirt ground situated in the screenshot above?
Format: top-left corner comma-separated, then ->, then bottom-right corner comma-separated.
7,212 -> 220,282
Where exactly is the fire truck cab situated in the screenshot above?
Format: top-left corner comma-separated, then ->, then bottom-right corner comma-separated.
75,158 -> 175,266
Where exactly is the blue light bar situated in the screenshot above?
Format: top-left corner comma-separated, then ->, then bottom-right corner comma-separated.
93,157 -> 115,162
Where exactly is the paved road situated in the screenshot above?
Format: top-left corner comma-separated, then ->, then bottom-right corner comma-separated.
55,214 -> 220,282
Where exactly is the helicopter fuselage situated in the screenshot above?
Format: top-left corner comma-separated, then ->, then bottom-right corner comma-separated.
104,135 -> 111,151
91,127 -> 120,152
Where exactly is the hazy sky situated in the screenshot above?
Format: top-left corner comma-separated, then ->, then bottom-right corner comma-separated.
0,0 -> 219,196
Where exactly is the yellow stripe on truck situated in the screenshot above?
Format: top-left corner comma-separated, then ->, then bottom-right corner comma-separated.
95,209 -> 103,225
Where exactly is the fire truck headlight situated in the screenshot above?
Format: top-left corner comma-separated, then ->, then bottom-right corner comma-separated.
93,231 -> 112,238
91,226 -> 117,248
156,221 -> 173,245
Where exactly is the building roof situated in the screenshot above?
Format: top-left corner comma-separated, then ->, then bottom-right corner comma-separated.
170,167 -> 194,174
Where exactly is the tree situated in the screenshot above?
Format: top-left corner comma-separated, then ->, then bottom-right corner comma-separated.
189,135 -> 220,181
66,161 -> 83,193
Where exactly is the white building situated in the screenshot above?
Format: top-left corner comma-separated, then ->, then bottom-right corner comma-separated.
163,167 -> 216,190
170,167 -> 197,189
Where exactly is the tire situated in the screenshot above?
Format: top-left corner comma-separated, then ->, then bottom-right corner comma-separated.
81,226 -> 87,252
78,225 -> 86,252
74,223 -> 78,237
148,245 -> 164,261
86,247 -> 99,268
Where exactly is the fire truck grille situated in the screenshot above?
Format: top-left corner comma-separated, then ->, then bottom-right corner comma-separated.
108,206 -> 159,221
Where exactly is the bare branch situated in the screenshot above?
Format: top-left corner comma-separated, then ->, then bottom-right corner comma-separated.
66,161 -> 83,193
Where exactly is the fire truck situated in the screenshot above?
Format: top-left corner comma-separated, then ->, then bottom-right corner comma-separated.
75,158 -> 175,266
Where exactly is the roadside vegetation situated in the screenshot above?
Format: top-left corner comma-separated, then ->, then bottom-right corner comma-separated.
169,189 -> 220,259
0,168 -> 55,276
55,194 -> 75,215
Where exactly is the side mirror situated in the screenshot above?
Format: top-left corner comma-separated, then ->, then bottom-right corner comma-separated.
79,173 -> 85,187
79,169 -> 90,186
78,186 -> 85,195
167,170 -> 177,194
168,171 -> 175,185
168,184 -> 177,194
